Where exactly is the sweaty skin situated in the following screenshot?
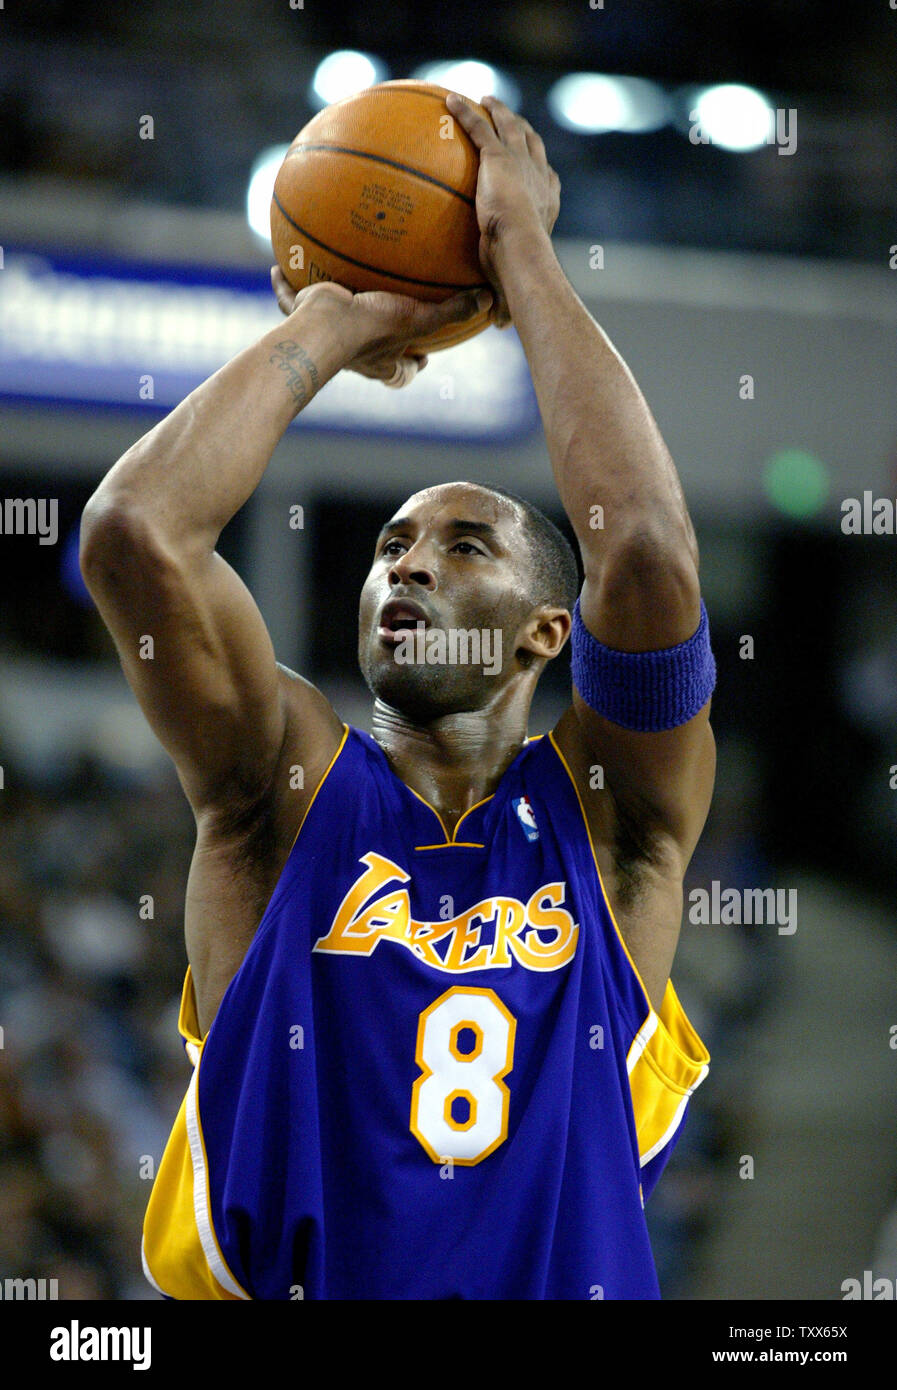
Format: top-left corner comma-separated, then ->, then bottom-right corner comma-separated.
81,95 -> 714,1036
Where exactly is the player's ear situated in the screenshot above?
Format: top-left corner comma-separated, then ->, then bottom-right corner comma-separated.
515,607 -> 571,666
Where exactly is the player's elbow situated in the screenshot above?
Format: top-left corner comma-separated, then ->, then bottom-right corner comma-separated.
80,493 -> 175,599
593,526 -> 701,635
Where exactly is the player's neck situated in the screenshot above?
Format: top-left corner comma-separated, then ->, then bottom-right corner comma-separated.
370,698 -> 529,837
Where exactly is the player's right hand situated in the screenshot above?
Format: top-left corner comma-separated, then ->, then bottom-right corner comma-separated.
271,267 -> 491,388
444,93 -> 560,329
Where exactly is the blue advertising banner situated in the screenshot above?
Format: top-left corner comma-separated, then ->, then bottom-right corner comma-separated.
0,247 -> 540,444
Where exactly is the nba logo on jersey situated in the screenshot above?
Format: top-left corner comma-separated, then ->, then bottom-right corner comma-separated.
512,794 -> 539,841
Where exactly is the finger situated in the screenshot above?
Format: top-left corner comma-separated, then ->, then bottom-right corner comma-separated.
353,359 -> 407,385
271,265 -> 298,317
410,287 -> 492,337
444,92 -> 500,151
360,348 -> 420,382
490,293 -> 511,328
523,123 -> 548,167
447,288 -> 493,318
382,356 -> 422,390
480,94 -> 527,151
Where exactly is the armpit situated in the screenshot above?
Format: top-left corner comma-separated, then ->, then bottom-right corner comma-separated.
610,787 -> 682,908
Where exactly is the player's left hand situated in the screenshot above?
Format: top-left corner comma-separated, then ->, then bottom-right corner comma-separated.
271,266 -> 491,388
445,92 -> 561,328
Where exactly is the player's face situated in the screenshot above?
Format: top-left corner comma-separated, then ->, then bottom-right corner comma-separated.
357,483 -> 534,718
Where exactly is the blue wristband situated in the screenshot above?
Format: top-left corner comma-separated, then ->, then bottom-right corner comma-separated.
570,597 -> 716,732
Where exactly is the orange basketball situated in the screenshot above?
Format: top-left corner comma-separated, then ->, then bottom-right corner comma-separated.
270,81 -> 494,354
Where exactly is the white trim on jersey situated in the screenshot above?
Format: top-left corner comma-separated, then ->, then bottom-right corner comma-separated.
185,1065 -> 249,1299
626,1010 -> 659,1074
141,1235 -> 165,1296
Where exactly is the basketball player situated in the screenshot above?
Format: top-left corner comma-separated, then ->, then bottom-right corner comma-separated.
81,94 -> 715,1299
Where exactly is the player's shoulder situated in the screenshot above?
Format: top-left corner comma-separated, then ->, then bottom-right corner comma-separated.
276,663 -> 345,751
545,704 -> 597,788
265,665 -> 348,821
547,703 -> 626,847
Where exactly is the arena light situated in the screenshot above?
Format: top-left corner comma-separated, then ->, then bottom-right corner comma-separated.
412,59 -> 521,109
246,144 -> 290,242
762,448 -> 829,518
310,50 -> 387,108
691,83 -> 773,151
548,73 -> 668,134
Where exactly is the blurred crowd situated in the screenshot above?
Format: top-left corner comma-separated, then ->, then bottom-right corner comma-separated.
0,750 -> 192,1299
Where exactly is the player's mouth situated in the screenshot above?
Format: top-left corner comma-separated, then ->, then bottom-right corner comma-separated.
377,597 -> 432,646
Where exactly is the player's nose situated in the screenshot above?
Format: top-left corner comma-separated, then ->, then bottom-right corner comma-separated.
388,542 -> 438,591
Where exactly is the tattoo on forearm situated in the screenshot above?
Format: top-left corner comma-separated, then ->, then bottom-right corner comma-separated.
269,339 -> 320,409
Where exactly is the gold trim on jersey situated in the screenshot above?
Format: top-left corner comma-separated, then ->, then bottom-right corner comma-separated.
627,978 -> 709,1165
142,971 -> 250,1300
288,723 -> 351,853
414,843 -> 486,851
401,733 -> 543,847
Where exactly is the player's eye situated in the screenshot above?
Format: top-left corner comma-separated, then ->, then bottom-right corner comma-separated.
451,541 -> 484,555
381,539 -> 407,556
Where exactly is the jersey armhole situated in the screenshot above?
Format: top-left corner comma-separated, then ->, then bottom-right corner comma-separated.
546,727 -> 658,1010
545,728 -> 710,1166
177,725 -> 352,1063
628,978 -> 710,1173
287,722 -> 351,855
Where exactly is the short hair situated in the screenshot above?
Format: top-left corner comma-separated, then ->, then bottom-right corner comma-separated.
475,483 -> 580,612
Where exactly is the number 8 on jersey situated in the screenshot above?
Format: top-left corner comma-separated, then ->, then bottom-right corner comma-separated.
410,986 -> 517,1165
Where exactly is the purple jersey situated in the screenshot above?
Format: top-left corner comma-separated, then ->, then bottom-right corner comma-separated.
143,725 -> 708,1300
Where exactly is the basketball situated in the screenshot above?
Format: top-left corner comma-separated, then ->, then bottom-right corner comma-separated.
270,81 -> 495,354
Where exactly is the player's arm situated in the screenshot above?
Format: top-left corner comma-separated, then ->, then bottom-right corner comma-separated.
80,276 -> 490,820
449,94 -> 715,1003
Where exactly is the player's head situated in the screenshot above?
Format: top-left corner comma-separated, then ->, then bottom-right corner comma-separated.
358,481 -> 578,720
